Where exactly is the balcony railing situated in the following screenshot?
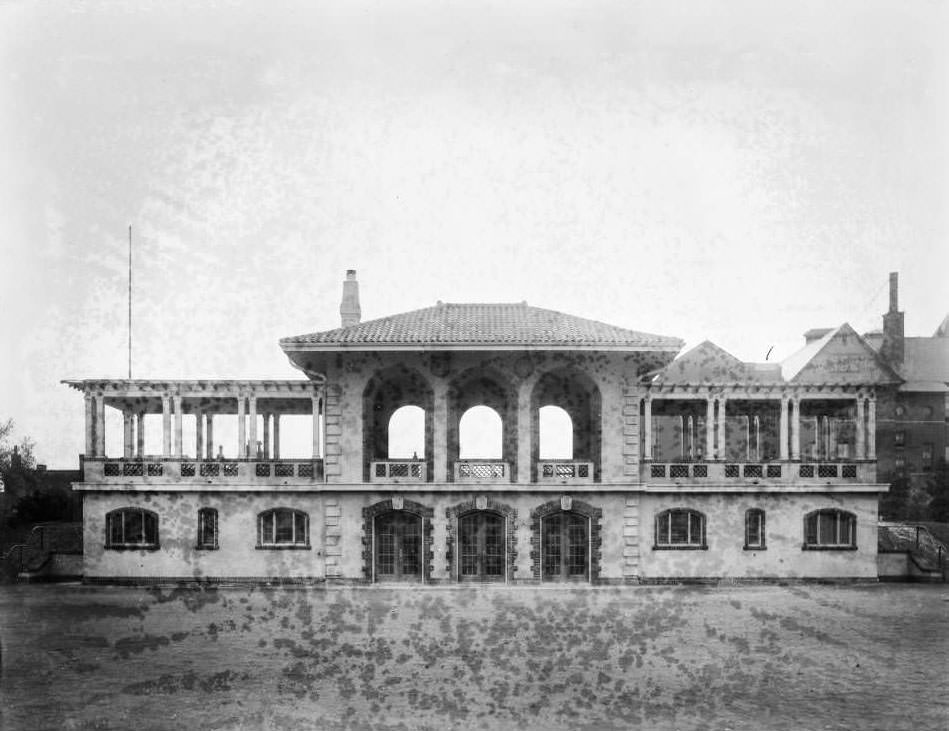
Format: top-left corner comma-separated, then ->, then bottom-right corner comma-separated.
85,458 -> 323,485
371,460 -> 427,483
454,460 -> 510,484
645,460 -> 873,485
537,461 -> 594,484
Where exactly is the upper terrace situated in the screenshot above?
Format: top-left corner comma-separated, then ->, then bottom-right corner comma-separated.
65,274 -> 900,492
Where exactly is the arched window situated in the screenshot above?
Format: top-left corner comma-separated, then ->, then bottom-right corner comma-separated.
538,405 -> 573,459
257,508 -> 309,548
744,509 -> 766,550
803,509 -> 856,549
388,405 -> 425,459
459,406 -> 502,459
654,509 -> 706,549
196,508 -> 219,550
105,508 -> 159,550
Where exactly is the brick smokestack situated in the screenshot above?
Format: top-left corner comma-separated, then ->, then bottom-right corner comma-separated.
880,271 -> 904,365
340,269 -> 361,328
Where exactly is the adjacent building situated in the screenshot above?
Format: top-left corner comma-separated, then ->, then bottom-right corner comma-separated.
65,271 -> 899,584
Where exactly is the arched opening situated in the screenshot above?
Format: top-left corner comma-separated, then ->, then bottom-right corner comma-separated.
362,367 -> 434,482
388,405 -> 425,459
459,406 -> 503,459
531,369 -> 602,481
538,405 -> 573,459
448,369 -> 516,481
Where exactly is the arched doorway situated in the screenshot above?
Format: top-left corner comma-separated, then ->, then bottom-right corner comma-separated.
458,511 -> 505,581
542,512 -> 590,581
363,498 -> 434,583
374,511 -> 422,582
531,498 -> 602,583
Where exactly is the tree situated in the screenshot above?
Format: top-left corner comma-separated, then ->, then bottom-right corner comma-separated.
0,418 -> 36,472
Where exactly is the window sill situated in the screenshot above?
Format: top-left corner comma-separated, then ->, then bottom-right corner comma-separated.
195,545 -> 219,551
743,545 -> 767,551
255,544 -> 311,550
801,545 -> 858,551
652,545 -> 708,551
105,544 -> 160,551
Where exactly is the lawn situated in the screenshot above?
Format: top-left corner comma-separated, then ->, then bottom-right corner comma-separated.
1,583 -> 947,730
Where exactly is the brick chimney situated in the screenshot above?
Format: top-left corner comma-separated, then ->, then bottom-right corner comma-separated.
880,271 -> 904,365
340,269 -> 361,328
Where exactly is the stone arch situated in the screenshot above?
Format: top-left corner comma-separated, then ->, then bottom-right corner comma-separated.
362,366 -> 435,482
445,497 -> 517,582
529,497 -> 603,582
530,367 -> 603,481
361,498 -> 434,582
447,366 -> 518,481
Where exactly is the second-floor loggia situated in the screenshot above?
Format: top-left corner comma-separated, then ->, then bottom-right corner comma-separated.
363,365 -> 601,485
642,391 -> 878,484
64,380 -> 325,486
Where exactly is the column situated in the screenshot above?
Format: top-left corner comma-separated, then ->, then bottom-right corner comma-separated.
516,380 -> 533,484
161,395 -> 172,456
205,415 -> 214,460
867,398 -> 877,460
173,395 -> 183,457
855,398 -> 866,460
94,394 -> 105,457
136,413 -> 145,457
248,395 -> 258,459
123,411 -> 134,458
705,397 -> 715,461
84,394 -> 95,457
716,397 -> 727,460
273,415 -> 281,460
195,412 -> 204,459
263,413 -> 271,459
432,381 -> 448,481
311,395 -> 321,458
790,398 -> 800,460
779,397 -> 789,460
237,395 -> 246,457
643,397 -> 653,460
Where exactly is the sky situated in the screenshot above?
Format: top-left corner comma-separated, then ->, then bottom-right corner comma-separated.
1,0 -> 946,467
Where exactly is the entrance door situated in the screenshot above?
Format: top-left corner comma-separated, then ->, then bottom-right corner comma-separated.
374,511 -> 422,582
542,512 -> 589,581
458,511 -> 505,582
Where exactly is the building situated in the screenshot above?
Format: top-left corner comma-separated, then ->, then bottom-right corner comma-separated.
65,271 -> 897,584
862,274 -> 949,497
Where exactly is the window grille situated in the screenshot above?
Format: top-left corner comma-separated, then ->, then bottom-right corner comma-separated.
275,463 -> 293,477
841,464 -> 857,479
123,463 -> 143,477
744,509 -> 766,549
180,463 -> 196,477
104,463 -> 120,476
105,508 -> 158,549
257,509 -> 309,548
654,509 -> 706,549
146,463 -> 163,477
803,509 -> 856,549
256,464 -> 271,477
799,464 -> 815,478
817,464 -> 838,478
766,465 -> 781,478
196,508 -> 218,550
725,464 -> 739,478
743,464 -> 763,478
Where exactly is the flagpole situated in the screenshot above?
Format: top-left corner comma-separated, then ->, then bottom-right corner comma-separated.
128,224 -> 132,380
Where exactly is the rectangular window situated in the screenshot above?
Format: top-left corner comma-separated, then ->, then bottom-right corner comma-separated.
197,509 -> 218,550
922,443 -> 933,471
744,510 -> 766,549
894,431 -> 905,446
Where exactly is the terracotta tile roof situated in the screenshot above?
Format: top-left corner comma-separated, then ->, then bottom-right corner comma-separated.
280,302 -> 683,350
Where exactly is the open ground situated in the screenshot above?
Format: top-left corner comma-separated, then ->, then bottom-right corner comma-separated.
1,583 -> 947,730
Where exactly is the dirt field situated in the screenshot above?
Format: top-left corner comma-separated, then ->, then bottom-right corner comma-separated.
1,582 -> 947,730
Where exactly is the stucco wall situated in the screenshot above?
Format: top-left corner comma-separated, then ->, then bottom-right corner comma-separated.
638,493 -> 880,579
83,492 -> 327,579
81,489 -> 880,582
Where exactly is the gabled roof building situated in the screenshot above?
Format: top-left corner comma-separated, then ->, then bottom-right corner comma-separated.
65,271 -> 895,584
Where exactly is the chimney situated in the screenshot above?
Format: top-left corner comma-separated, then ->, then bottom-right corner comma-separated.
880,271 -> 904,365
340,269 -> 361,327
